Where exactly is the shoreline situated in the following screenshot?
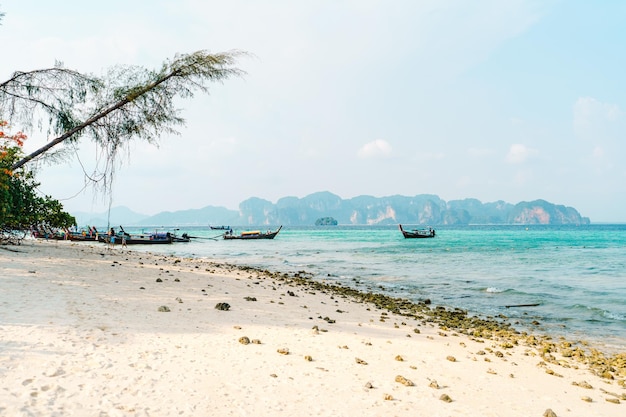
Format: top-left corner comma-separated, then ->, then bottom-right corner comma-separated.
192,255 -> 626,356
1,239 -> 624,416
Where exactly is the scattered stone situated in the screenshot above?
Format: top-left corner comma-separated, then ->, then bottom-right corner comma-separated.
156,278 -> 163,282
304,355 -> 313,361
429,380 -> 440,389
106,252 -> 625,385
605,398 -> 620,404
581,396 -> 593,402
175,297 -> 183,303
572,381 -> 593,389
364,381 -> 373,389
277,348 -> 289,355
383,393 -> 393,401
439,394 -> 452,403
239,336 -> 250,345
446,355 -> 456,362
215,302 -> 230,311
394,355 -> 404,362
545,368 -> 563,377
46,368 -> 65,377
543,409 -> 557,417
270,374 -> 278,378
252,339 -> 262,344
395,375 -> 414,386
158,305 -> 170,312
244,296 -> 257,301
355,357 -> 368,365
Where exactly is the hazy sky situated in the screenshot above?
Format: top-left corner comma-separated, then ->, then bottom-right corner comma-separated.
1,1 -> 624,222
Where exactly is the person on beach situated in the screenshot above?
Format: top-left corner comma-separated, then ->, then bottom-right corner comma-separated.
107,227 -> 115,248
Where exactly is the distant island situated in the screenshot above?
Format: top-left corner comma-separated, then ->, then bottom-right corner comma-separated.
73,191 -> 590,227
315,217 -> 338,226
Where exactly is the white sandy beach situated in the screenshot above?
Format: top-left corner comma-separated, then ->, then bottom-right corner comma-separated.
1,239 -> 624,416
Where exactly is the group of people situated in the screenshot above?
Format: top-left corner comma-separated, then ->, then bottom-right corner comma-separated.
107,227 -> 127,248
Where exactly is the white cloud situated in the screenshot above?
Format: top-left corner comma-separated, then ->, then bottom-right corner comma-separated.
357,139 -> 392,159
573,97 -> 621,138
506,144 -> 537,164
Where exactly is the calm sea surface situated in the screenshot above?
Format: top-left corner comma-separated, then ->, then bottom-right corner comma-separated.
123,224 -> 626,352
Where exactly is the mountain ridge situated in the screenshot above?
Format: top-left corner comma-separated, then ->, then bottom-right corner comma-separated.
72,192 -> 590,227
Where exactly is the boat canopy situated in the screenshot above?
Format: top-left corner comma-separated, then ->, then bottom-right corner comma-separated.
241,231 -> 261,236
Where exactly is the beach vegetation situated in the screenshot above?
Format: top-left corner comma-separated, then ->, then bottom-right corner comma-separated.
1,121 -> 76,244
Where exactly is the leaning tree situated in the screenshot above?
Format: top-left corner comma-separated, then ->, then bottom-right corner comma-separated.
0,10 -> 245,241
1,49 -> 245,176
0,51 -> 245,240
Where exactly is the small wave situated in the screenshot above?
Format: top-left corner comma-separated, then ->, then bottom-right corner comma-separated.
570,304 -> 626,322
485,287 -> 505,293
603,310 -> 626,321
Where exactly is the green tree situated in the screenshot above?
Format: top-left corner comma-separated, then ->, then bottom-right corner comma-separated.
1,135 -> 76,244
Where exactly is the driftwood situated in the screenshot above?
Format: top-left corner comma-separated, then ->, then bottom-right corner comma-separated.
504,303 -> 541,308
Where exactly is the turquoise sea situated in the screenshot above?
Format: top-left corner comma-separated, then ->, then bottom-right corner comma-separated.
123,224 -> 626,352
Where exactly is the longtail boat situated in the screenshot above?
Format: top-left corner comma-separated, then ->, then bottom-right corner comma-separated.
398,224 -> 436,239
223,226 -> 282,240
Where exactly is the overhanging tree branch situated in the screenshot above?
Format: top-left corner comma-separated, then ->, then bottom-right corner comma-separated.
2,50 -> 246,171
10,69 -> 176,170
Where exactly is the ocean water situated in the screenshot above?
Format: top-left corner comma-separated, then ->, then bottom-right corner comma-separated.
124,224 -> 626,351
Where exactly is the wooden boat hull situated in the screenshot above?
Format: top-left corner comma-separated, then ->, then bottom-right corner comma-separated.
399,224 -> 436,239
103,227 -> 195,244
105,232 -> 173,245
223,226 -> 282,240
67,235 -> 98,242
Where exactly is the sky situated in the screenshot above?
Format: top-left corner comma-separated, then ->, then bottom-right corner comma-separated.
1,0 -> 625,222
